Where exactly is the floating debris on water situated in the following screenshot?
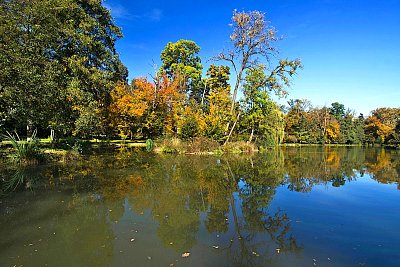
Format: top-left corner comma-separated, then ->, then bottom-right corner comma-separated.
252,251 -> 260,256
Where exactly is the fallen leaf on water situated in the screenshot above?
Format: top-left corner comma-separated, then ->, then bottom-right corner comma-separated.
182,252 -> 190,258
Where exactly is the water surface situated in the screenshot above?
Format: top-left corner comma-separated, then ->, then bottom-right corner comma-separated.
1,147 -> 399,266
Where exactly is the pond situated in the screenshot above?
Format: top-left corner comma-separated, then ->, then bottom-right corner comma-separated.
1,147 -> 399,266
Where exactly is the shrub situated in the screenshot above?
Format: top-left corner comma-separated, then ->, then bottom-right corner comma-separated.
54,137 -> 90,154
2,130 -> 44,165
186,137 -> 220,154
180,117 -> 199,140
155,137 -> 188,154
285,135 -> 298,143
222,141 -> 257,153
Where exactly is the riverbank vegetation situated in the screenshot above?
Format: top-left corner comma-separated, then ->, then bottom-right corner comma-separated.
1,1 -> 399,162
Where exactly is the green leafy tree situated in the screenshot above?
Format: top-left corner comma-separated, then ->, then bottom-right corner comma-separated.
240,65 -> 285,146
160,39 -> 203,102
329,102 -> 345,120
0,0 -> 127,138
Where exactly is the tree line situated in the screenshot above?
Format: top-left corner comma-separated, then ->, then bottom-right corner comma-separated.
1,1 -> 399,147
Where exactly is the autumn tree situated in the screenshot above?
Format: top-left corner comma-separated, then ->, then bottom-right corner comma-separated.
364,108 -> 400,144
109,80 -> 155,139
365,116 -> 393,144
202,65 -> 232,140
284,99 -> 312,143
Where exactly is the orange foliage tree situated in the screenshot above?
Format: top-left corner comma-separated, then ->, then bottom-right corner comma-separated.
109,74 -> 185,139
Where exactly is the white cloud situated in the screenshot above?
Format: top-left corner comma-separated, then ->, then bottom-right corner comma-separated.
104,3 -> 162,22
104,3 -> 130,19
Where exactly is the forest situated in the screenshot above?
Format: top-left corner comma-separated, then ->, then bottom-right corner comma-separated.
1,0 -> 399,149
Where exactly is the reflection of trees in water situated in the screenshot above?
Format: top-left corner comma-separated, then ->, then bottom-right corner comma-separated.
2,147 -> 400,264
223,157 -> 302,266
81,152 -> 303,263
365,149 -> 400,188
283,147 -> 365,191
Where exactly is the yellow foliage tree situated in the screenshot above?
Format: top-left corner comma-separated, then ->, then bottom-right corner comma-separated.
325,119 -> 341,143
365,116 -> 393,143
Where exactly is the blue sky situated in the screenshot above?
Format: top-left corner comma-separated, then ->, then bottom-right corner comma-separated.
104,0 -> 400,116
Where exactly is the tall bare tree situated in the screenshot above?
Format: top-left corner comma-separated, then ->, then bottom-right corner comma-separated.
215,10 -> 302,113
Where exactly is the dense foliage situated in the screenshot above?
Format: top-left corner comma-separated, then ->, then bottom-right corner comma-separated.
1,3 -> 398,147
0,0 -> 126,138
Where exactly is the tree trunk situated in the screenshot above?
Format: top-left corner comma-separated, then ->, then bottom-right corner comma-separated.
50,129 -> 55,141
224,112 -> 240,145
230,68 -> 244,113
248,128 -> 254,143
26,120 -> 33,141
